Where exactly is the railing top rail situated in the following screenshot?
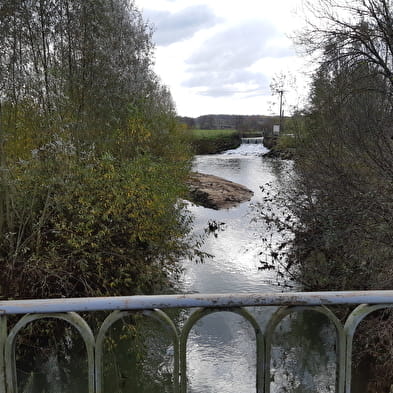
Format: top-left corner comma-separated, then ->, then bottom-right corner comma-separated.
0,291 -> 393,314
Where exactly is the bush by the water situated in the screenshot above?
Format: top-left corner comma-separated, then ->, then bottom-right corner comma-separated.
0,0 -> 194,299
1,145 -> 192,298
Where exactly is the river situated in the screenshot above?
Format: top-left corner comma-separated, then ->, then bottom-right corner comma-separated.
178,143 -> 336,393
19,142 -> 337,393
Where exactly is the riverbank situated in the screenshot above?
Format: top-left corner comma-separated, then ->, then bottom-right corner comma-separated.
262,135 -> 295,159
190,129 -> 241,154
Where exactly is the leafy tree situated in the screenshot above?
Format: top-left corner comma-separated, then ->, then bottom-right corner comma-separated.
0,0 -> 195,299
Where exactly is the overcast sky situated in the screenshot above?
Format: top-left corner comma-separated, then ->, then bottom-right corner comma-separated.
134,0 -> 310,117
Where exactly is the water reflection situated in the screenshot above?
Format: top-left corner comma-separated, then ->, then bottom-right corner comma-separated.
270,312 -> 336,393
182,149 -> 294,294
186,312 -> 256,393
181,146 -> 335,393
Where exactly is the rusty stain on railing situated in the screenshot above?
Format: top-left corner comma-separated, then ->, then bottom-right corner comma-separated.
0,290 -> 393,393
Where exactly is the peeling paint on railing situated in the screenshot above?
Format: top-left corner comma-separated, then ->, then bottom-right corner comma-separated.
0,291 -> 392,392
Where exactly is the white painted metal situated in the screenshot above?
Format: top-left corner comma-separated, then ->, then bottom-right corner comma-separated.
1,291 -> 393,314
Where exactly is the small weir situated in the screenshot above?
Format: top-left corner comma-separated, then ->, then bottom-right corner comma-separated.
241,137 -> 264,144
223,138 -> 269,155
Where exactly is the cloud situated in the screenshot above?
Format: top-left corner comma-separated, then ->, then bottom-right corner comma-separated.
183,20 -> 293,97
187,20 -> 292,70
198,86 -> 267,97
184,69 -> 269,97
144,5 -> 221,46
185,69 -> 267,88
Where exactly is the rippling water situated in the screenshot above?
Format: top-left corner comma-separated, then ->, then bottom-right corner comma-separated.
182,144 -> 292,294
180,144 -> 336,393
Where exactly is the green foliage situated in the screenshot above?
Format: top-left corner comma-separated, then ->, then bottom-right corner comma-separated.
0,137 -> 193,299
0,0 -> 195,299
276,134 -> 296,150
271,61 -> 393,291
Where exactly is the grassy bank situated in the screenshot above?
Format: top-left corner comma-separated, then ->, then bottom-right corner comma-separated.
190,129 -> 241,154
263,134 -> 296,159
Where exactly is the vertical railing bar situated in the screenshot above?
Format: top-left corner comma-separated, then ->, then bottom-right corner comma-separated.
142,309 -> 180,393
344,304 -> 369,393
319,305 -> 346,393
345,333 -> 353,393
95,310 -> 127,393
337,335 -> 347,393
63,313 -> 96,393
232,308 -> 264,393
0,315 -> 7,393
5,313 -> 24,393
179,308 -> 205,393
264,306 -> 288,393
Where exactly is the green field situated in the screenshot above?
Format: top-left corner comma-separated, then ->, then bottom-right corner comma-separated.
189,129 -> 241,154
190,129 -> 239,139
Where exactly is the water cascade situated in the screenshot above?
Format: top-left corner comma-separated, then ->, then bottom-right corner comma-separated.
223,137 -> 269,156
241,137 -> 264,144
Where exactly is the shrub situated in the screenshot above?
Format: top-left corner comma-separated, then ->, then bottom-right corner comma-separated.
0,137 -> 193,299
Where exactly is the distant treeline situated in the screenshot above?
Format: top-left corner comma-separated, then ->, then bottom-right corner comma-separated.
178,114 -> 278,133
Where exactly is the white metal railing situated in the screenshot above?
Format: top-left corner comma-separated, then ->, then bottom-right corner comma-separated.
1,290 -> 393,393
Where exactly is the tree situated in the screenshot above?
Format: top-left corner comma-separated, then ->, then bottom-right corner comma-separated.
289,0 -> 393,289
300,0 -> 393,88
272,1 -> 393,390
0,0 -> 195,300
0,0 -> 175,153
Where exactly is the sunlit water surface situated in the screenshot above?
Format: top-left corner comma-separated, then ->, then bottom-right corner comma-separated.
179,144 -> 336,393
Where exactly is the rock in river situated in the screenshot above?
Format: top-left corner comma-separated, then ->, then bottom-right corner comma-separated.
186,172 -> 254,210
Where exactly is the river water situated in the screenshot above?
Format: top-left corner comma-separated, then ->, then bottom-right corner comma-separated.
178,143 -> 337,393
19,143 -> 338,393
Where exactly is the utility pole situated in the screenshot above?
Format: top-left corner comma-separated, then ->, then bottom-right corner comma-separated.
278,90 -> 284,133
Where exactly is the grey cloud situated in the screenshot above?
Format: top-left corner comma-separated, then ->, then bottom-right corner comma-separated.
186,20 -> 292,71
183,69 -> 270,98
183,20 -> 293,97
199,88 -> 238,97
184,69 -> 267,88
199,86 -> 267,98
144,5 -> 221,46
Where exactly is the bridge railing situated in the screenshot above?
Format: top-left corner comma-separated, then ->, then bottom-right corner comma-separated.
1,290 -> 393,393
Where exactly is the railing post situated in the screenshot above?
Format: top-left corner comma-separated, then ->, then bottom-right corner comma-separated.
0,315 -> 6,393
